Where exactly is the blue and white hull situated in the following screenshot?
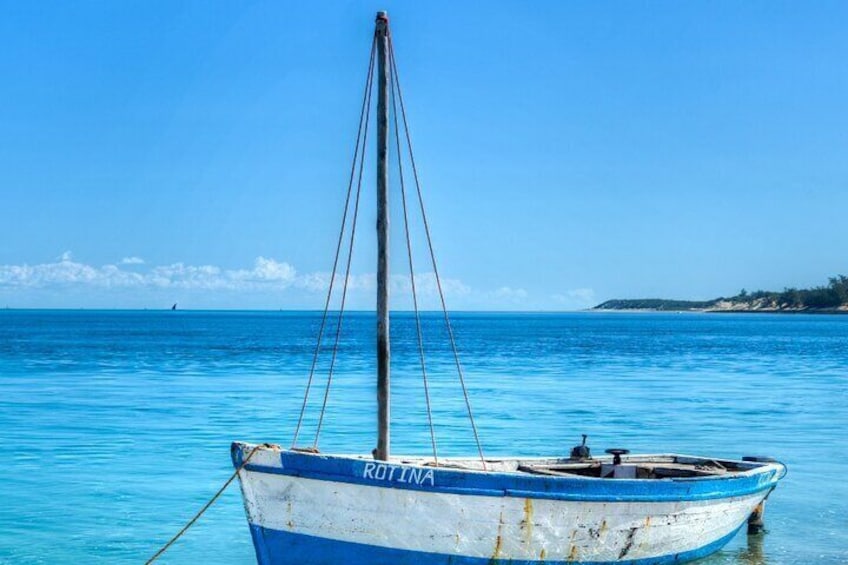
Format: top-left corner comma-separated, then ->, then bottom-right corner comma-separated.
231,443 -> 784,564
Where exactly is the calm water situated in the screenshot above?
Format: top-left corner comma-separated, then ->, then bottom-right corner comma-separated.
1,310 -> 846,564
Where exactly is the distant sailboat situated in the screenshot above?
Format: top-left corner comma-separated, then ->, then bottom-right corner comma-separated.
171,303 -> 177,311
231,12 -> 785,564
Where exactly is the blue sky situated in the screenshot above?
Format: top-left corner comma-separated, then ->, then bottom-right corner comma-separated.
1,1 -> 846,310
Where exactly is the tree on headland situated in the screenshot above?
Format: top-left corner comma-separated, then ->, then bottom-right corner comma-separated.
829,275 -> 848,303
594,274 -> 848,311
779,288 -> 802,308
731,276 -> 848,309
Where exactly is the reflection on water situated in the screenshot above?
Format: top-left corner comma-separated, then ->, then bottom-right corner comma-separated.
701,533 -> 767,565
737,534 -> 766,565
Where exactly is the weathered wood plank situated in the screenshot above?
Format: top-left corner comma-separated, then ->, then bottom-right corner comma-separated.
375,11 -> 390,462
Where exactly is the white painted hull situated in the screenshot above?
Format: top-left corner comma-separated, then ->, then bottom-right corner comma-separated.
232,444 -> 785,564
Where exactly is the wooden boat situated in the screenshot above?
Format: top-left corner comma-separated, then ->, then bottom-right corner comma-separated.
232,11 -> 785,565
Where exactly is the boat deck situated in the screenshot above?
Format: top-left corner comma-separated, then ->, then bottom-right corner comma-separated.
398,453 -> 768,479
261,444 -> 781,481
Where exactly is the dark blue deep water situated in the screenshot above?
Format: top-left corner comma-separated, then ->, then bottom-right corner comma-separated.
1,310 -> 846,563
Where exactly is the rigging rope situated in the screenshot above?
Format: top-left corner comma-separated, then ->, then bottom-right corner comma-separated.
144,22 -> 488,563
388,36 -> 487,469
312,32 -> 375,449
389,41 -> 439,466
291,35 -> 376,448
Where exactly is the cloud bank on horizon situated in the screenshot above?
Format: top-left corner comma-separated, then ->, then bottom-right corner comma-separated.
0,253 -> 595,311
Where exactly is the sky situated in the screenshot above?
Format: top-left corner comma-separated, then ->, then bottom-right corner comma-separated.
1,1 -> 846,310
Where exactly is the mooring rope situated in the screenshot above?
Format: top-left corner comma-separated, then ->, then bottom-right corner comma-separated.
143,447 -> 258,564
389,42 -> 439,466
388,35 -> 487,469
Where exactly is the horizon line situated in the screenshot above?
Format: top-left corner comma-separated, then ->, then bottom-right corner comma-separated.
0,307 -> 592,314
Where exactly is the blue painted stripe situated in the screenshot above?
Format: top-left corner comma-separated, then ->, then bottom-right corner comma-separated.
231,444 -> 782,503
246,523 -> 744,565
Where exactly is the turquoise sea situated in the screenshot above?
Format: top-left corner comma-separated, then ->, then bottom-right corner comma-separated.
1,310 -> 846,564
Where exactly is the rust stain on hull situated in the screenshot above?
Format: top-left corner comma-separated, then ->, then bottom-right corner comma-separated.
286,501 -> 294,529
492,510 -> 505,560
521,498 -> 534,545
492,535 -> 503,560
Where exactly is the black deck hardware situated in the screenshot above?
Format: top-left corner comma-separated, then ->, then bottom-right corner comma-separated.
605,448 -> 630,465
570,434 -> 591,460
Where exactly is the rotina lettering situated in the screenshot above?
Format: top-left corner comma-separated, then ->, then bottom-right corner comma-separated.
362,462 -> 435,486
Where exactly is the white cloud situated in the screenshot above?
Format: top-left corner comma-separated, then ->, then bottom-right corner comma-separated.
486,286 -> 528,303
567,288 -> 595,303
1,256 -> 98,287
146,258 -> 299,290
0,254 -> 547,309
389,273 -> 471,297
295,272 -> 374,293
295,272 -> 469,298
551,288 -> 597,309
0,255 -> 470,297
0,255 -> 298,291
296,272 -> 332,293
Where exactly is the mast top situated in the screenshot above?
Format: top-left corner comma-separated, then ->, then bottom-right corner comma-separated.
376,11 -> 388,22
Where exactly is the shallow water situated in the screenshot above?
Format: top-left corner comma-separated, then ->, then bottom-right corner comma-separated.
1,310 -> 846,563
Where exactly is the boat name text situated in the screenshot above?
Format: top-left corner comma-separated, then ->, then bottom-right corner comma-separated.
362,462 -> 435,486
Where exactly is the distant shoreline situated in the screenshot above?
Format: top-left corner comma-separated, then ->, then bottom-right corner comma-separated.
592,300 -> 848,314
708,307 -> 848,314
591,306 -> 848,314
594,277 -> 848,314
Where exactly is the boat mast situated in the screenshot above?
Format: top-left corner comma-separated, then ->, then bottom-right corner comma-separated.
375,10 -> 391,462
